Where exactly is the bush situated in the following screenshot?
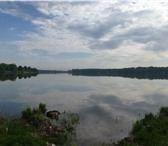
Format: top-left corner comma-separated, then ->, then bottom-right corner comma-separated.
38,103 -> 46,114
159,107 -> 168,117
114,107 -> 168,146
2,103 -> 80,146
21,104 -> 47,127
22,107 -> 33,122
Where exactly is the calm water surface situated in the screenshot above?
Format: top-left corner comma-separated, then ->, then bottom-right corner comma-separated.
0,74 -> 168,145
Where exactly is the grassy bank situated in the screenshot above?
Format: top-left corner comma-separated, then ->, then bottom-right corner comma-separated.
0,103 -> 79,146
113,107 -> 168,146
0,105 -> 168,146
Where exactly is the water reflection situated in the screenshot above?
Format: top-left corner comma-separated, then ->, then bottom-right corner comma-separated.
0,101 -> 26,117
0,73 -> 38,81
76,93 -> 166,145
0,74 -> 168,145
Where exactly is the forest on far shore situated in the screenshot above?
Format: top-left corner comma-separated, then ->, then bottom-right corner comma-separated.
0,63 -> 38,81
0,63 -> 38,74
71,67 -> 168,79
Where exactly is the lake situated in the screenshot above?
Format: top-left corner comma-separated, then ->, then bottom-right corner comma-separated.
0,74 -> 168,145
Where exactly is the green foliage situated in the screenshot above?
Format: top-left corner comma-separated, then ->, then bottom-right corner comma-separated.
18,66 -> 23,72
113,141 -> 138,146
65,113 -> 80,132
22,105 -> 47,127
57,112 -> 80,135
159,107 -> 168,117
0,63 -> 38,81
114,106 -> 168,146
72,67 -> 168,79
9,64 -> 17,73
38,103 -> 47,114
131,110 -> 168,146
0,114 -> 5,124
21,104 -> 79,145
0,65 -> 5,73
1,103 -> 168,146
0,119 -> 46,146
22,107 -> 33,122
0,103 -> 80,146
48,132 -> 69,145
0,63 -> 38,75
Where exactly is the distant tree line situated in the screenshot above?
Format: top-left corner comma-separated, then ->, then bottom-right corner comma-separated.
0,63 -> 38,81
38,70 -> 69,74
71,67 -> 168,80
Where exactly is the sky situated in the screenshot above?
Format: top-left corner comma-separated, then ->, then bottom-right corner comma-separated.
0,0 -> 168,70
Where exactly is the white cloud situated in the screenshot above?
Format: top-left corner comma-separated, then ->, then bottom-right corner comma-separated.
9,27 -> 15,31
2,1 -> 168,68
0,2 -> 33,21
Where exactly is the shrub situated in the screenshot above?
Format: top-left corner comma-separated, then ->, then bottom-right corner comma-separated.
38,103 -> 46,114
159,107 -> 168,117
21,104 -> 47,127
22,107 -> 33,122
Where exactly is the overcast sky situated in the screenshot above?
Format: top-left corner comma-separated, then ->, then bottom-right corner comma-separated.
0,0 -> 168,70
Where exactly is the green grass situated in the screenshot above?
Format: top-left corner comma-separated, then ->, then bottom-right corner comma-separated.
0,105 -> 168,146
0,103 -> 79,146
113,106 -> 168,146
0,119 -> 46,146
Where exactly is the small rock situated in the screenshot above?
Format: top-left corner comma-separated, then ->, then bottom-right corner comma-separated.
46,110 -> 60,119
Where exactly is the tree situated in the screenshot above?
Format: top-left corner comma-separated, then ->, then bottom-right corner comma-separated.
0,64 -> 5,73
9,64 -> 17,73
18,66 -> 23,72
23,66 -> 28,72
